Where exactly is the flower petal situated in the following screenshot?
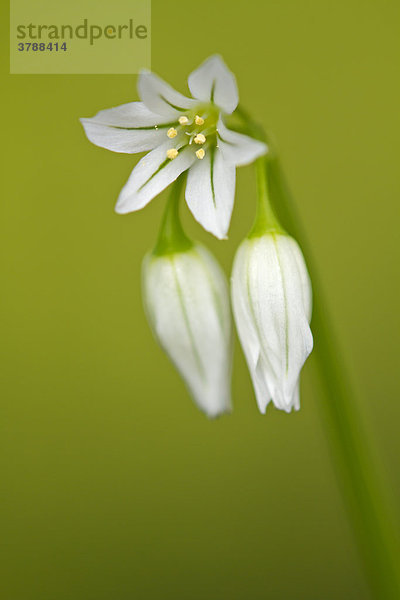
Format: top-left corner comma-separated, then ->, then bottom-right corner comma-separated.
292,381 -> 301,411
188,55 -> 239,114
80,102 -> 174,154
254,356 -> 273,414
289,241 -> 313,322
138,70 -> 196,118
217,118 -> 268,166
115,141 -> 195,214
185,148 -> 236,239
231,243 -> 275,414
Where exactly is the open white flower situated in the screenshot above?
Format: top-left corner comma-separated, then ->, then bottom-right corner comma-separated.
80,55 -> 267,239
143,244 -> 232,417
231,233 -> 313,413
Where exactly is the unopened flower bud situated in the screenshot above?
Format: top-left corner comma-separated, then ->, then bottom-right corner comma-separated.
143,244 -> 232,417
231,233 -> 313,413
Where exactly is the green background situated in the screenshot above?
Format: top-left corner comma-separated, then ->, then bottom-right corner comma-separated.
1,1 -> 399,598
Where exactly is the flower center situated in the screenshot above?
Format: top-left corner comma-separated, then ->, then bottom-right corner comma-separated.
165,104 -> 219,161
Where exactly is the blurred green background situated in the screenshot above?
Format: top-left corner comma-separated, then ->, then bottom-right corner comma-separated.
1,1 -> 400,598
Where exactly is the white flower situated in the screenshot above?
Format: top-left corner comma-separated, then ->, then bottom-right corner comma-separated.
231,233 -> 313,413
142,244 -> 232,417
80,55 -> 267,239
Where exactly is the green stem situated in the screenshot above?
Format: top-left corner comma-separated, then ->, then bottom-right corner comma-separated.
152,173 -> 192,256
249,156 -> 285,237
236,107 -> 400,599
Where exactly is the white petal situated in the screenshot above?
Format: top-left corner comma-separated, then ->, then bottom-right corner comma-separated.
230,242 -> 261,368
138,70 -> 196,118
143,245 -> 232,417
188,55 -> 238,114
80,102 -> 174,154
254,356 -> 273,414
185,149 -> 236,239
231,244 -> 272,414
292,382 -> 301,411
217,118 -> 268,166
116,142 -> 195,214
288,241 -> 313,322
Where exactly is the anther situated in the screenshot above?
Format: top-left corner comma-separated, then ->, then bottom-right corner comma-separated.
167,127 -> 178,138
167,148 -> 178,160
196,148 -> 205,160
178,116 -> 189,125
194,133 -> 206,144
195,115 -> 205,125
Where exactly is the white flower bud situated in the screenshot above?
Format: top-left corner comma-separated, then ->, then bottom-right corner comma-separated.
231,233 -> 313,413
143,244 -> 232,417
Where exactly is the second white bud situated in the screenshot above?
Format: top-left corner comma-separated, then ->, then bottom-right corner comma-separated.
231,233 -> 313,414
142,244 -> 232,418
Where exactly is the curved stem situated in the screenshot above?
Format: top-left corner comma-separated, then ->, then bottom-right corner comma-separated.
249,155 -> 286,237
152,173 -> 192,256
236,107 -> 400,599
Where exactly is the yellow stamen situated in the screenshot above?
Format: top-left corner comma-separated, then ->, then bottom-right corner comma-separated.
178,116 -> 189,125
167,127 -> 177,138
196,148 -> 205,160
166,148 -> 178,160
194,133 -> 206,144
195,115 -> 205,125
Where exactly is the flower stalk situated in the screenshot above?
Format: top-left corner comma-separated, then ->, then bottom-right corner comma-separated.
152,173 -> 192,256
249,155 -> 285,237
235,107 -> 400,599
